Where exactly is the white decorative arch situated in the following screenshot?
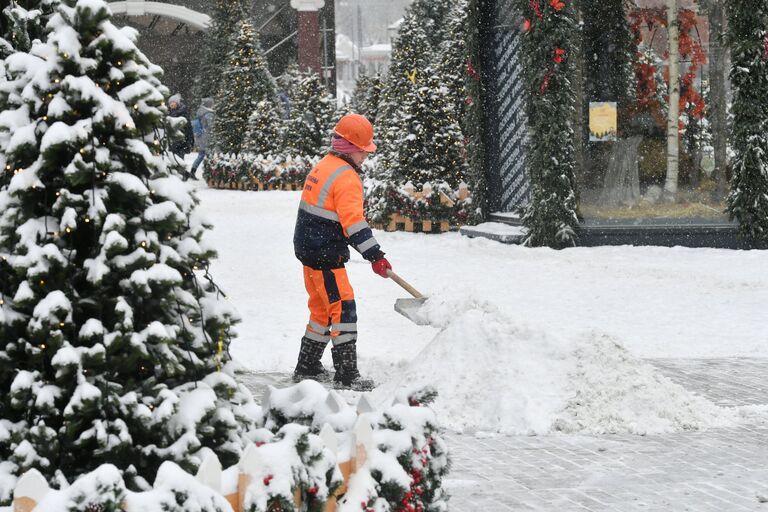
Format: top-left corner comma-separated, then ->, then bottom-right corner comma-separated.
108,1 -> 210,30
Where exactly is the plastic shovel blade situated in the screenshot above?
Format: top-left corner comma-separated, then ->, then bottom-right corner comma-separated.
394,297 -> 429,325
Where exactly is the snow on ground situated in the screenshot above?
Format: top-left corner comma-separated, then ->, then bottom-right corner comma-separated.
197,185 -> 768,434
371,297 -> 734,435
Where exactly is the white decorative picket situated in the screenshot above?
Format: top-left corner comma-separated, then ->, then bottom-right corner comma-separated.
12,391 -> 379,512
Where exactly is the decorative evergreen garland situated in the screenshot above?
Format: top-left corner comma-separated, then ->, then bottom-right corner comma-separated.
516,0 -> 580,248
724,0 -> 768,243
464,0 -> 490,223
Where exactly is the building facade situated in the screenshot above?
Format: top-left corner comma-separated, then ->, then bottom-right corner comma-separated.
110,0 -> 336,106
477,0 -> 736,246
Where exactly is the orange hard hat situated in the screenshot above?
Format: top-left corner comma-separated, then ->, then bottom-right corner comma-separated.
334,113 -> 377,153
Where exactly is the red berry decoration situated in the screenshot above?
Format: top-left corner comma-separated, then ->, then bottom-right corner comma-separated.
523,19 -> 532,31
263,474 -> 273,485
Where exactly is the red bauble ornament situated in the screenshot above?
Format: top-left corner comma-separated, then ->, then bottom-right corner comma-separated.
523,19 -> 532,32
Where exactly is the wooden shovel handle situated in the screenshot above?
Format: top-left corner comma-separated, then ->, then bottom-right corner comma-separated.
386,269 -> 425,299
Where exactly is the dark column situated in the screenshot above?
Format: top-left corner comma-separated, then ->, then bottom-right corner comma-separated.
297,10 -> 321,74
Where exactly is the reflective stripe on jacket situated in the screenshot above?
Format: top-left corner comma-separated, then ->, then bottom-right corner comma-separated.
293,153 -> 381,269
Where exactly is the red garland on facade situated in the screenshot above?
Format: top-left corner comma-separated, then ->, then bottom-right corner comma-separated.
525,0 -> 569,95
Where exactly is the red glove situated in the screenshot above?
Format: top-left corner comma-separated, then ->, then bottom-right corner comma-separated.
371,258 -> 392,278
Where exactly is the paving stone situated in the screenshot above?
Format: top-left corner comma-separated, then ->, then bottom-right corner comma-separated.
243,358 -> 768,511
442,358 -> 768,511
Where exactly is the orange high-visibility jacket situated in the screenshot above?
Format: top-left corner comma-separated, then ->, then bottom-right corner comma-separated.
293,153 -> 382,269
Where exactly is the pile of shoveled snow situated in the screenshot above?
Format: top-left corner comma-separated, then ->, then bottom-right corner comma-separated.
374,298 -> 735,435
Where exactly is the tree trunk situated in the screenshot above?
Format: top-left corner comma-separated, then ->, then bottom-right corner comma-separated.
664,0 -> 681,198
709,0 -> 728,199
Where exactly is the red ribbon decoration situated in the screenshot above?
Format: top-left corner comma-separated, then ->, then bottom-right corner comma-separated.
763,33 -> 768,61
539,70 -> 554,95
466,59 -> 480,81
530,0 -> 543,20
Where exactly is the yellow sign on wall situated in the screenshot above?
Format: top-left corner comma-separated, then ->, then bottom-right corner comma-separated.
589,102 -> 617,142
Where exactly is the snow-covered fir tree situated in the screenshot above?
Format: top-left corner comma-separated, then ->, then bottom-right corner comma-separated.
245,99 -> 284,155
0,0 -> 252,489
282,69 -> 336,158
381,70 -> 467,188
1,0 -> 57,58
193,0 -> 249,101
516,0 -> 579,247
377,0 -> 468,186
376,15 -> 432,156
407,0 -> 457,50
436,0 -> 470,128
211,20 -> 277,154
1,0 -> 60,163
724,0 -> 768,242
349,71 -> 383,121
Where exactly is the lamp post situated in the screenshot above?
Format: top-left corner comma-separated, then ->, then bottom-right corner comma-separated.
291,0 -> 325,75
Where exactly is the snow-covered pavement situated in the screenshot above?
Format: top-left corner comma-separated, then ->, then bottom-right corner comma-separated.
444,358 -> 768,511
195,185 -> 768,510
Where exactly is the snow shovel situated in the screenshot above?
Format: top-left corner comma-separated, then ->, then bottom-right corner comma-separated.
387,269 -> 430,326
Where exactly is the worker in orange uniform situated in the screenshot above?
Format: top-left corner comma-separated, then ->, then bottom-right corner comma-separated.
293,113 -> 391,391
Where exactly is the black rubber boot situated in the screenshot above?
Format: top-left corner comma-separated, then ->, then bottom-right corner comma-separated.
331,344 -> 342,377
292,337 -> 330,383
332,342 -> 375,391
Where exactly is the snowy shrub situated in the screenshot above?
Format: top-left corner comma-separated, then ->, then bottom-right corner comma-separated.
204,153 -> 317,190
30,462 -> 234,512
364,173 -> 472,228
126,461 -> 234,512
262,381 -> 450,512
242,424 -> 343,512
35,464 -> 126,512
